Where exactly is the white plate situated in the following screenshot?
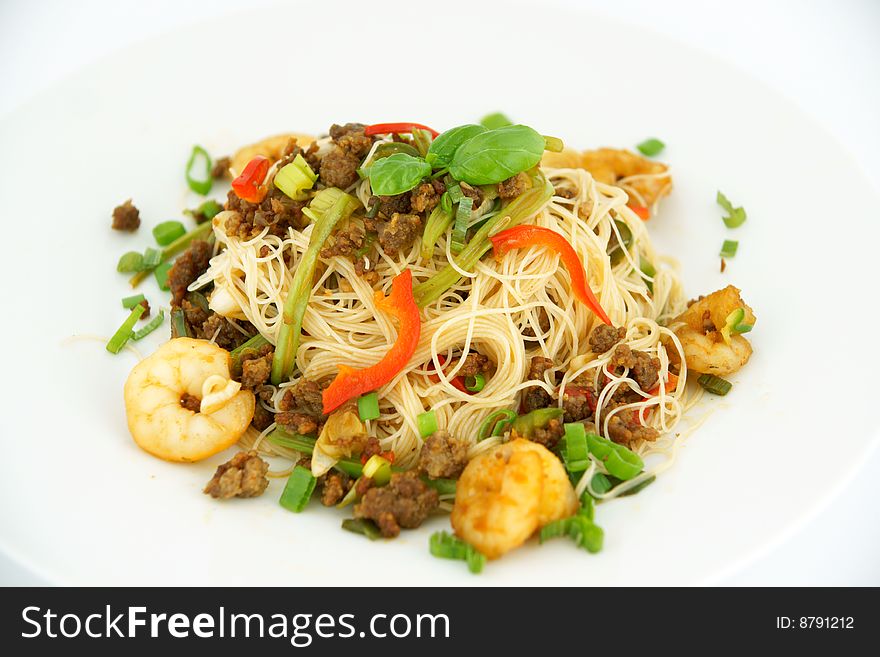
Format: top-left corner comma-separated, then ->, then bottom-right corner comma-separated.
1,1 -> 877,586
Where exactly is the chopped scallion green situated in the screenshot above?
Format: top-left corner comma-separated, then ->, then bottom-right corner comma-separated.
447,184 -> 464,204
720,239 -> 739,258
131,310 -> 165,340
117,251 -> 144,273
561,422 -> 590,473
142,247 -> 162,270
429,531 -> 486,574
362,454 -> 392,486
450,196 -> 473,255
341,518 -> 382,540
185,199 -> 223,223
477,409 -> 517,441
697,373 -> 733,396
717,190 -> 747,228
279,465 -> 317,512
539,515 -> 604,554
274,154 -> 317,201
152,221 -> 186,246
121,294 -> 146,309
464,372 -> 485,392
357,391 -> 380,422
106,305 -> 145,354
636,138 -> 665,157
170,307 -> 188,338
417,409 -> 438,438
185,145 -> 213,195
543,135 -> 564,152
153,261 -> 172,290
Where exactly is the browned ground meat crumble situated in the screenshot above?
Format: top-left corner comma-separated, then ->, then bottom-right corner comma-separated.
319,123 -> 373,189
320,472 -> 352,506
410,179 -> 445,213
354,471 -> 439,538
320,223 -> 365,259
280,379 -> 326,417
275,412 -> 319,436
418,431 -> 470,479
225,189 -> 308,239
497,172 -> 530,199
136,298 -> 151,318
111,199 -> 141,231
458,352 -> 491,377
459,182 -> 483,208
610,343 -> 661,391
167,240 -> 212,306
211,156 -> 231,179
589,324 -> 626,354
606,415 -> 660,446
375,212 -> 422,255
522,356 -> 555,413
562,385 -> 596,422
240,344 -> 274,389
513,417 -> 565,450
203,451 -> 269,499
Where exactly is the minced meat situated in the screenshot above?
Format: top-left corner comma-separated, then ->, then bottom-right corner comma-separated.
458,352 -> 491,377
562,385 -> 596,422
167,240 -> 212,306
522,356 -> 555,413
354,471 -> 439,538
193,313 -> 253,351
319,123 -> 373,189
589,324 -> 626,354
497,172 -> 530,199
377,212 -> 421,255
211,156 -> 231,180
320,472 -> 352,506
203,451 -> 269,499
418,431 -> 469,479
279,379 -> 326,418
224,189 -> 309,239
251,403 -> 275,431
320,223 -> 365,259
610,343 -> 661,391
410,179 -> 445,213
606,415 -> 660,447
459,182 -> 483,208
275,412 -> 319,436
240,344 -> 274,389
111,199 -> 140,231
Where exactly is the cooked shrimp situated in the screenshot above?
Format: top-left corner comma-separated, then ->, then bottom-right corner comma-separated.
124,338 -> 255,463
451,439 -> 578,559
543,147 -> 672,208
230,133 -> 316,177
674,285 -> 756,376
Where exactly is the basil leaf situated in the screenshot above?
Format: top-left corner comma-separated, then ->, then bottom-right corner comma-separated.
448,124 -> 545,185
426,124 -> 487,169
368,153 -> 432,196
480,112 -> 513,129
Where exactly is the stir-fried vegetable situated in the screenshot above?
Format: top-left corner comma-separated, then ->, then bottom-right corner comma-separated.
152,221 -> 186,246
185,145 -> 213,195
271,188 -> 359,384
477,409 -> 517,440
106,304 -> 145,354
720,239 -> 739,258
117,251 -> 144,273
357,392 -> 380,421
697,373 -> 733,396
321,269 -> 422,413
539,515 -> 603,553
274,154 -> 317,201
490,225 -> 612,325
417,409 -> 438,437
450,196 -> 472,254
153,262 -> 172,290
131,310 -> 165,341
420,205 -> 454,260
362,454 -> 392,486
429,531 -> 486,574
232,155 -> 270,203
129,220 -> 213,287
121,294 -> 146,309
279,465 -> 317,512
511,407 -> 563,439
717,190 -> 747,228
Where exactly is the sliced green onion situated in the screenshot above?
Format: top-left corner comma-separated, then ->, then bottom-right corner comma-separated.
267,428 -> 364,478
271,188 -> 359,384
578,493 -> 595,521
274,154 -> 317,201
130,220 -> 214,288
422,477 -> 457,496
611,473 -> 656,497
511,407 -> 564,439
121,294 -> 146,309
341,518 -> 382,541
697,373 -> 732,396
152,221 -> 186,246
450,196 -> 473,255
464,372 -> 485,392
640,259 -> 656,293
717,190 -> 747,228
357,391 -> 380,422
591,472 -> 613,496
539,515 -> 604,554
477,409 -> 517,441
720,307 -> 753,342
420,205 -> 453,260
362,454 -> 392,486
337,477 -> 365,508
141,247 -> 162,270
543,136 -> 564,152
584,432 -> 644,480
131,310 -> 165,341
170,307 -> 188,338
720,239 -> 739,258
117,251 -> 144,273
440,191 -> 452,214
480,112 -> 512,129
185,199 -> 223,223
106,305 -> 145,354
417,409 -> 438,438
636,138 -> 665,157
561,422 -> 590,473
185,145 -> 212,195
279,465 -> 317,513
447,184 -> 464,204
154,262 -> 172,291
429,531 -> 486,574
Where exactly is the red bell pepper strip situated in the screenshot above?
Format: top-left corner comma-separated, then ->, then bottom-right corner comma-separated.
364,122 -> 439,138
322,270 -> 422,414
490,225 -> 612,325
629,204 -> 650,220
231,155 -> 270,203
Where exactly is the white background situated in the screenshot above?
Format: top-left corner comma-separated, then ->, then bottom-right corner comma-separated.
1,0 -> 878,585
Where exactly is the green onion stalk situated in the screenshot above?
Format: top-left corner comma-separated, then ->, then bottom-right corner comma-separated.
129,220 -> 213,288
413,172 -> 553,308
420,205 -> 454,260
270,189 -> 359,385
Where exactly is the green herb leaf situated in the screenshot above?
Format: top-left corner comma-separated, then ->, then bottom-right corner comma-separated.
426,124 -> 487,169
720,239 -> 739,258
480,112 -> 513,130
716,190 -> 747,228
368,153 -> 432,196
636,138 -> 665,157
448,125 -> 545,185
